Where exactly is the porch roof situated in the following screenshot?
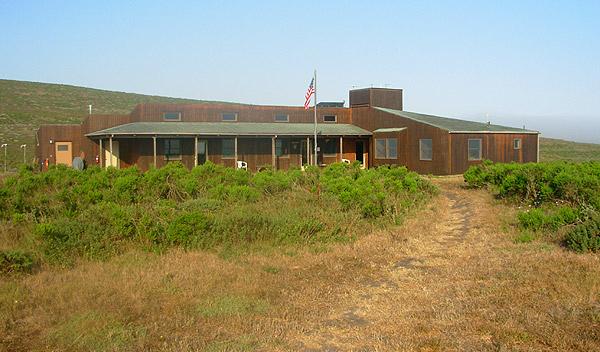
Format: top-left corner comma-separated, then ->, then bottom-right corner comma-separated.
86,122 -> 372,137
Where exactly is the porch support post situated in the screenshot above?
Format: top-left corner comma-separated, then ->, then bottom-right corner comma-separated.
194,136 -> 198,167
109,136 -> 113,167
99,138 -> 103,168
234,136 -> 238,168
152,136 -> 157,168
272,136 -> 276,169
306,137 -> 310,166
339,136 -> 343,162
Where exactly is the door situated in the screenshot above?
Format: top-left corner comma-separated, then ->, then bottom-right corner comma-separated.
55,142 -> 73,166
104,141 -> 120,168
196,140 -> 207,165
355,140 -> 365,166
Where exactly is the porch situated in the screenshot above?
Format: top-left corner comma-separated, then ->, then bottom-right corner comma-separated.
86,122 -> 372,171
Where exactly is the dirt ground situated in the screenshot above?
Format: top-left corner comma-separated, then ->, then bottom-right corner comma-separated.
2,176 -> 599,351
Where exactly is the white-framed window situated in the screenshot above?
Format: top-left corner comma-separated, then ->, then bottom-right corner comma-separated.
163,112 -> 181,121
375,138 -> 398,159
468,138 -> 482,161
222,139 -> 235,157
419,139 -> 433,161
221,112 -> 238,121
274,114 -> 289,122
164,139 -> 182,161
323,115 -> 337,123
514,138 -> 522,150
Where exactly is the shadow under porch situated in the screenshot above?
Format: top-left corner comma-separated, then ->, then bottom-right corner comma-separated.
94,136 -> 370,172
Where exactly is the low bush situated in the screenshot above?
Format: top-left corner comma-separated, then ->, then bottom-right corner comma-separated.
0,250 -> 36,274
564,216 -> 600,253
517,206 -> 580,231
465,161 -> 600,252
0,162 -> 436,265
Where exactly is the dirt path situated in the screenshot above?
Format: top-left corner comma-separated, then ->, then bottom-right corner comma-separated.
292,179 -> 487,351
287,176 -> 542,351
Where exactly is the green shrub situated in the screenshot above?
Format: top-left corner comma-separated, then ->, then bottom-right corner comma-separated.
252,170 -> 293,194
0,250 -> 36,274
517,209 -> 546,230
1,162 -> 435,265
165,212 -> 213,247
464,161 -> 600,208
466,161 -> 600,252
565,216 -> 600,252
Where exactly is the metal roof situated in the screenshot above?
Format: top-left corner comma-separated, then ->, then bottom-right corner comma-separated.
375,107 -> 539,134
86,122 -> 372,137
373,127 -> 407,133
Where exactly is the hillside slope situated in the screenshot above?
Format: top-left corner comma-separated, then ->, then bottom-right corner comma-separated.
0,79 -> 220,168
1,79 -> 599,169
539,137 -> 600,162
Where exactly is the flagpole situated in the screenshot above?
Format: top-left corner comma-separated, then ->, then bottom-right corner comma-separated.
313,69 -> 318,166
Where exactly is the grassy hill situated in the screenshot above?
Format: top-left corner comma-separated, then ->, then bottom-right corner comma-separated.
0,79 -> 217,168
539,137 -> 600,162
1,79 -> 599,169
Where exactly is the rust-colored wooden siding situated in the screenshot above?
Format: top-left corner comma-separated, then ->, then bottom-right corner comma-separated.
130,103 -> 351,124
82,114 -> 131,133
238,138 -> 274,171
369,89 -> 403,110
450,133 -> 538,174
371,130 -> 408,168
349,88 -> 403,110
349,89 -> 371,107
352,107 -> 451,174
36,125 -> 83,166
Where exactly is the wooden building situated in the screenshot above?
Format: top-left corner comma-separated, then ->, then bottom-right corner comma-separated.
36,88 -> 539,175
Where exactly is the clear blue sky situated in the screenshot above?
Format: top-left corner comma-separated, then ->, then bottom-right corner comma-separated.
1,0 -> 599,142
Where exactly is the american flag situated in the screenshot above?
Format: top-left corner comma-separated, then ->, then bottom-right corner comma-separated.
304,78 -> 315,110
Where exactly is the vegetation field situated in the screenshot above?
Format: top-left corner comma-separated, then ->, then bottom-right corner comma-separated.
1,165 -> 598,351
0,162 -> 434,270
464,161 -> 600,252
539,137 -> 600,162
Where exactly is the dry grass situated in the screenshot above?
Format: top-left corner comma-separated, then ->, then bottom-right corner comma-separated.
1,177 -> 599,351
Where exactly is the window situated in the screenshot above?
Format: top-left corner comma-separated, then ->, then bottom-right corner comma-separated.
322,138 -> 338,156
221,112 -> 237,121
419,139 -> 433,161
164,139 -> 182,160
163,112 -> 181,121
375,138 -> 398,159
222,139 -> 235,157
468,139 -> 482,161
387,138 -> 398,159
275,139 -> 290,157
514,138 -> 522,150
274,114 -> 289,122
323,115 -> 337,123
57,144 -> 69,152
